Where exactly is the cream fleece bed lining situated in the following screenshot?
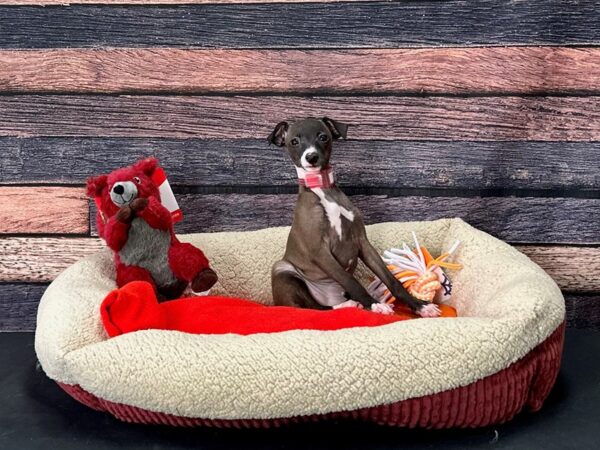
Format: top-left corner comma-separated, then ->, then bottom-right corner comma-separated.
35,218 -> 565,420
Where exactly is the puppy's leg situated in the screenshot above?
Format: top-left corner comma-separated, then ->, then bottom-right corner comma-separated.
272,267 -> 328,310
359,238 -> 440,317
311,250 -> 385,312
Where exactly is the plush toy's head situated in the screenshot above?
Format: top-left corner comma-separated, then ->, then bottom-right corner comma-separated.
86,158 -> 161,232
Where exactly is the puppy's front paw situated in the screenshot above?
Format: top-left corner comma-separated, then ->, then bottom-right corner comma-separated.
333,300 -> 363,310
371,302 -> 395,315
417,303 -> 441,318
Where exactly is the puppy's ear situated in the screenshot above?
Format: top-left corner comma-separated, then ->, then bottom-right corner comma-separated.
86,175 -> 108,198
267,121 -> 289,147
133,157 -> 159,177
321,117 -> 348,140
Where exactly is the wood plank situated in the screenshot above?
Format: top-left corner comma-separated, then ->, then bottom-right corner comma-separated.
2,236 -> 598,295
566,295 -> 600,331
86,194 -> 600,244
0,1 -> 378,4
1,2 -> 599,49
0,1 -> 377,3
0,187 -> 89,234
0,283 -> 596,332
0,238 -> 104,283
2,95 -> 600,141
2,138 -> 599,191
2,48 -> 600,95
516,246 -> 600,294
0,283 -> 47,332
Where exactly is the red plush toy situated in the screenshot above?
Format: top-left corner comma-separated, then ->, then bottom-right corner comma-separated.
87,158 -> 218,300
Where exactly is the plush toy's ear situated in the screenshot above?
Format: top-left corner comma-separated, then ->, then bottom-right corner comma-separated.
133,157 -> 159,177
267,121 -> 289,147
86,175 -> 108,198
321,117 -> 348,140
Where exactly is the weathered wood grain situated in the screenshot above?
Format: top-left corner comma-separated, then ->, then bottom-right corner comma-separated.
0,283 -> 47,332
0,282 -> 595,332
0,1 -> 378,3
2,236 -> 597,294
1,138 -> 599,191
86,194 -> 600,244
517,246 -> 600,294
1,2 -> 599,49
0,0 -> 378,4
2,95 -> 600,141
0,238 -> 104,282
2,48 -> 600,95
566,295 -> 600,331
0,187 -> 88,234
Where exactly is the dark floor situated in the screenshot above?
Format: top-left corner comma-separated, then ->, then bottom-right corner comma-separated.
0,330 -> 599,450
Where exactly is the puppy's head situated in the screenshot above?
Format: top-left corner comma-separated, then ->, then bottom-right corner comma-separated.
268,117 -> 348,170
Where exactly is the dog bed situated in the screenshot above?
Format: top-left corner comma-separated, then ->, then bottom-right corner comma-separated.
35,218 -> 565,428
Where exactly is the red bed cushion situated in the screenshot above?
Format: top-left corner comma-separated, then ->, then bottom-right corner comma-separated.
100,281 -> 412,337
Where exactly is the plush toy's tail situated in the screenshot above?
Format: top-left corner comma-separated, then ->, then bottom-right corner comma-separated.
101,281 -> 411,338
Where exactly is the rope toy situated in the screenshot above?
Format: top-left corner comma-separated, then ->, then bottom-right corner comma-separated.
368,232 -> 462,306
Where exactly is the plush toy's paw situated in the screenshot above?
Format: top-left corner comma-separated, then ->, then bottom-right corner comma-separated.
189,289 -> 210,297
370,303 -> 395,315
333,300 -> 363,310
116,206 -> 134,223
191,268 -> 219,293
184,285 -> 210,297
130,197 -> 149,212
417,303 -> 441,318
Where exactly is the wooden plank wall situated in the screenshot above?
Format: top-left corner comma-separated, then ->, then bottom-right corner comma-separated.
0,0 -> 599,331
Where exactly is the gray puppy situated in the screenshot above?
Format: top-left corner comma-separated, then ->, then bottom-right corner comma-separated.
268,117 -> 440,317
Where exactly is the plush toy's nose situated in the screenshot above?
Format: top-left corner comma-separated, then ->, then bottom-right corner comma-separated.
109,181 -> 138,207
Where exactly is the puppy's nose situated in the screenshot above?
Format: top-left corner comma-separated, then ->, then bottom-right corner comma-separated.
113,184 -> 125,195
306,152 -> 319,165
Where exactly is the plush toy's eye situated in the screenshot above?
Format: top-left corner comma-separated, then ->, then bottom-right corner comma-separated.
133,177 -> 141,184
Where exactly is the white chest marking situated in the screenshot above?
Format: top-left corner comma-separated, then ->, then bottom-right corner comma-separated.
312,187 -> 354,239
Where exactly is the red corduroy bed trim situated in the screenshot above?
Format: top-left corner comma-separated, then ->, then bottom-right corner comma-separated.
57,322 -> 565,429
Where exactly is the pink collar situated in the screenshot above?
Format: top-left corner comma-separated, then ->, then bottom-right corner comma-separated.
296,166 -> 335,189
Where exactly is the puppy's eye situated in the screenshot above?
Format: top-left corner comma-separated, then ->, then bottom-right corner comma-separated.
133,177 -> 141,184
290,138 -> 299,146
318,134 -> 329,142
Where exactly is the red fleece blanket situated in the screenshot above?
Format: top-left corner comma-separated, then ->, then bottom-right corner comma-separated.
101,281 -> 410,337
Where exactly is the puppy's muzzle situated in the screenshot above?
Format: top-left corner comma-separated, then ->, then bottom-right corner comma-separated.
301,147 -> 321,168
305,152 -> 319,166
110,181 -> 138,206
